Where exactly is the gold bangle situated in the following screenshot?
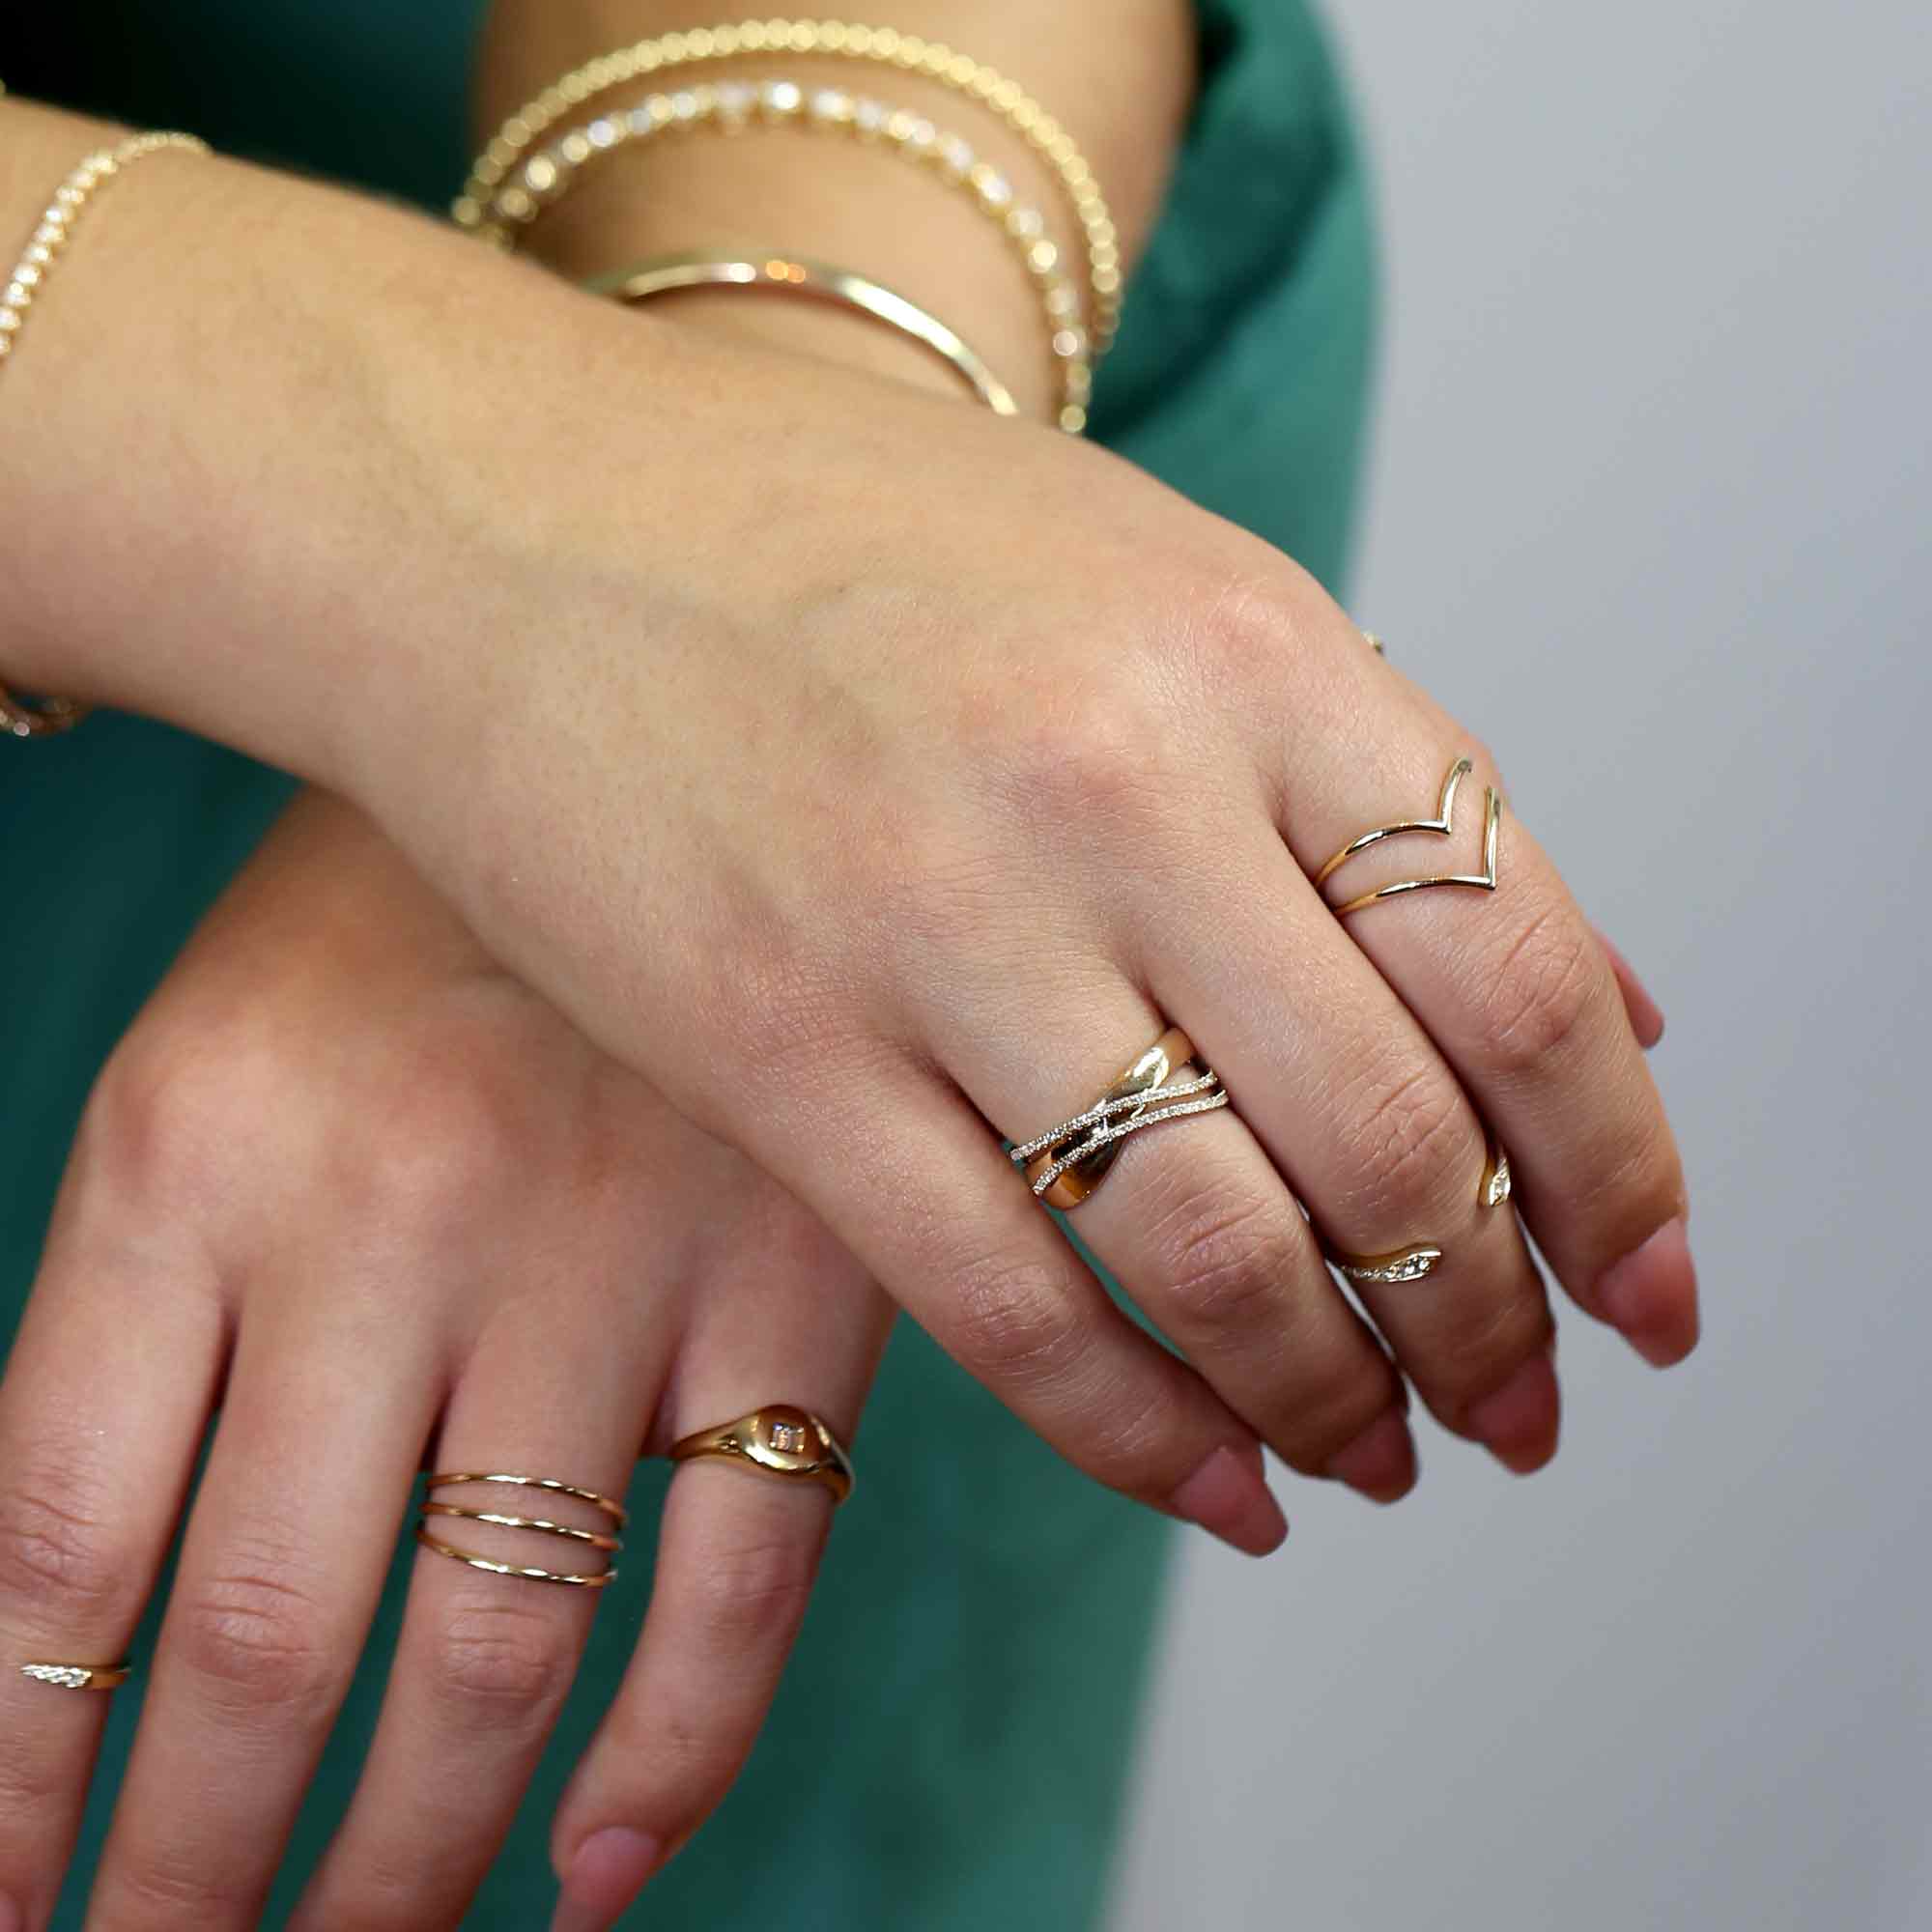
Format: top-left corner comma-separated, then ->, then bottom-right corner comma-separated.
588,250 -> 1019,415
0,128 -> 209,740
486,78 -> 1091,432
454,19 -> 1122,355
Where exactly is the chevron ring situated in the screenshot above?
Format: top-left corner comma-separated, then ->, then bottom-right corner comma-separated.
1316,756 -> 1503,919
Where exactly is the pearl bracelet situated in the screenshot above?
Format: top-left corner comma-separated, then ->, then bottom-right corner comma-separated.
483,77 -> 1092,433
0,126 -> 209,739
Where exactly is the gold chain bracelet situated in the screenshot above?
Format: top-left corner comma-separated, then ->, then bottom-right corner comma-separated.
0,126 -> 209,739
455,19 -> 1122,355
497,79 -> 1090,431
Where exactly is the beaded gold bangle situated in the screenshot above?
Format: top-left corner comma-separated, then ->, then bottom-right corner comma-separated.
454,19 -> 1122,354
0,128 -> 209,740
495,79 -> 1090,432
588,249 -> 1019,415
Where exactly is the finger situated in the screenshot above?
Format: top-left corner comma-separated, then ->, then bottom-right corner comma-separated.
1593,923 -> 1666,1049
545,1236 -> 886,1931
1146,822 -> 1561,1473
729,1049 -> 1291,1550
79,1289 -> 440,1932
0,1221 -> 220,1932
1279,660 -> 1695,1368
923,962 -> 1419,1504
288,1305 -> 648,1932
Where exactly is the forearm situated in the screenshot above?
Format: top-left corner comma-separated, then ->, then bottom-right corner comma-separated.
0,95 -> 676,786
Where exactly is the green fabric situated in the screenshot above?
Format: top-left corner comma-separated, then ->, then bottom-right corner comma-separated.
1,4 -> 1376,1926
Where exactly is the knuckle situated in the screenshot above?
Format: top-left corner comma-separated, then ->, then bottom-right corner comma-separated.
0,1458 -> 132,1624
172,1560 -> 338,1715
1436,1299 -> 1552,1410
93,1851 -> 242,1925
1334,1065 -> 1472,1213
684,1532 -> 819,1651
78,1036 -> 233,1206
424,1598 -> 577,1725
949,1249 -> 1086,1392
1000,687 -> 1182,845
1481,900 -> 1606,1077
1151,1185 -> 1295,1335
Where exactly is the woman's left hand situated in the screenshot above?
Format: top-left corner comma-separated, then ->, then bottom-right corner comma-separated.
0,789 -> 895,1932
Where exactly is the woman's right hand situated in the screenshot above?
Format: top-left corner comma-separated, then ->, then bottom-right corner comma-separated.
336,308 -> 1696,1548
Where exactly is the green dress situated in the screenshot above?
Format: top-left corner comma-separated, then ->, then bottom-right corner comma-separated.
0,5 -> 1375,1924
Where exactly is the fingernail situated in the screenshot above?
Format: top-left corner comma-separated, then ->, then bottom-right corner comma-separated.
1596,1216 -> 1699,1367
1325,1409 -> 1418,1504
1172,1442 -> 1288,1555
1593,924 -> 1666,1048
1466,1346 -> 1561,1474
550,1827 -> 663,1932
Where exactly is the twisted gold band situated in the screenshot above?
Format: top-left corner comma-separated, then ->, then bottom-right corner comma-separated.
1009,1025 -> 1229,1210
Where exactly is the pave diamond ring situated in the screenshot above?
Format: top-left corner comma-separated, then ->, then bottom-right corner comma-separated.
1009,1024 -> 1231,1210
669,1406 -> 855,1505
20,1660 -> 133,1691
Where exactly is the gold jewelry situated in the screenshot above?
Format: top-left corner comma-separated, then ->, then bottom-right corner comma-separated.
19,1660 -> 133,1691
669,1405 -> 854,1504
415,1472 -> 627,1588
0,128 -> 208,740
456,20 -> 1121,356
1326,1243 -> 1443,1287
1314,756 -> 1504,919
488,77 -> 1090,431
1480,1136 -> 1513,1208
1008,1025 -> 1230,1210
590,250 -> 1017,415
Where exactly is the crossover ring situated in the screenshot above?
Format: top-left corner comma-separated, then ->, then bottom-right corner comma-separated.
1009,1024 -> 1230,1210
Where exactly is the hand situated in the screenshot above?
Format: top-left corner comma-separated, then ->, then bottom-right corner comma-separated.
0,790 -> 894,1932
337,312 -> 1697,1549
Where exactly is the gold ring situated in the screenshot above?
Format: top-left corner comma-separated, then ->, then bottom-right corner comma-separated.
1008,1024 -> 1230,1209
415,1472 -> 626,1588
1325,1242 -> 1444,1286
669,1406 -> 854,1505
1315,755 -> 1503,919
20,1661 -> 132,1691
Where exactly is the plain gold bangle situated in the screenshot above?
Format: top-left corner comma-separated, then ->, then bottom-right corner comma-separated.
588,249 -> 1020,416
455,19 -> 1122,355
0,126 -> 209,740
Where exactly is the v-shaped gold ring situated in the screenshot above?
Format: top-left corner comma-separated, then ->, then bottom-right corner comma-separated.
1315,756 -> 1503,918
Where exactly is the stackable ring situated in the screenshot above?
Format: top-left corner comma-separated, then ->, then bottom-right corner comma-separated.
19,1660 -> 133,1691
1315,755 -> 1503,919
415,1472 -> 627,1588
669,1405 -> 854,1505
1008,1024 -> 1230,1210
1323,1136 -> 1515,1285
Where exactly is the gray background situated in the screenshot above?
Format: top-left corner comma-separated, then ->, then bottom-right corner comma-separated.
1111,4 -> 1930,1928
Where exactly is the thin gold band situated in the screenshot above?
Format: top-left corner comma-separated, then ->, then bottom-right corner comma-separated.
416,1471 -> 628,1587
1315,755 -> 1505,919
589,251 -> 1017,415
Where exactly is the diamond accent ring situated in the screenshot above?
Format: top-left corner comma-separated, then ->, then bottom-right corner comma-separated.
20,1660 -> 133,1691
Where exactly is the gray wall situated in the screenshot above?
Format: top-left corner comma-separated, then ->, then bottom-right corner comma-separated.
1111,4 -> 1930,1927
